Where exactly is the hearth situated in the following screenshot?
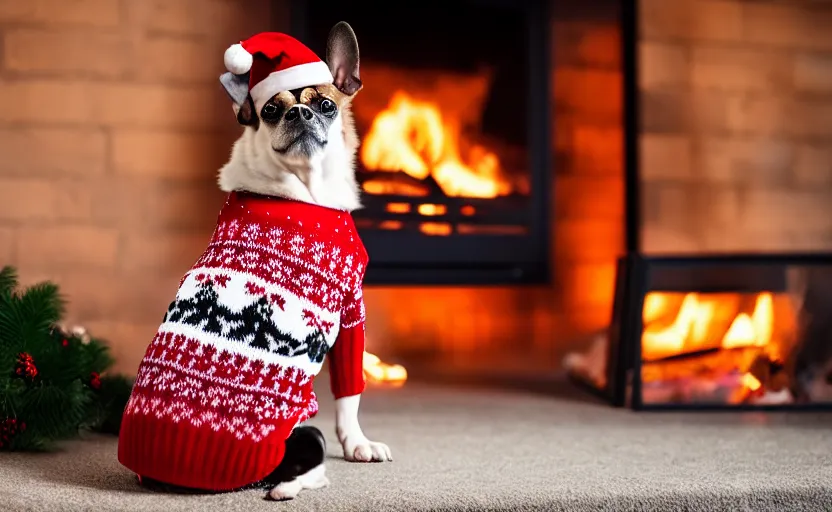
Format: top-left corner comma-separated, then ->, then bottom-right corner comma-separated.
292,0 -> 552,285
569,254 -> 832,411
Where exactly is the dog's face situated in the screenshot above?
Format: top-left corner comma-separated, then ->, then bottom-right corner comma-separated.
260,84 -> 347,160
221,22 -> 363,164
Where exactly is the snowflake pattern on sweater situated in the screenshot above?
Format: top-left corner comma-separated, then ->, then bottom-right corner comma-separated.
118,192 -> 368,490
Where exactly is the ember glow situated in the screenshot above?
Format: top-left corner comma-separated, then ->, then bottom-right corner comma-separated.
363,351 -> 407,386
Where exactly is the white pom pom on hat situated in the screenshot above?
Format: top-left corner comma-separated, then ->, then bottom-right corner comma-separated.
224,43 -> 253,75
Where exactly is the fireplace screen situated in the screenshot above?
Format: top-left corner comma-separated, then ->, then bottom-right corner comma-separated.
293,0 -> 551,284
569,254 -> 832,410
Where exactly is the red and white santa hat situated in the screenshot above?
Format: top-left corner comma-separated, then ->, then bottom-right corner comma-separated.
224,32 -> 333,111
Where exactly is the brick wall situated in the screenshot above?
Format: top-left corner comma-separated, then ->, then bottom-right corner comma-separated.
0,0 -> 284,373
639,0 -> 832,253
0,0 -> 624,376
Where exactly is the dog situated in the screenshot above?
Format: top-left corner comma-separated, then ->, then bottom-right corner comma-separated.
117,22 -> 390,502
218,21 -> 390,501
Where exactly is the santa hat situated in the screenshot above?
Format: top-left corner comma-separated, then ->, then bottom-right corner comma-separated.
224,32 -> 333,111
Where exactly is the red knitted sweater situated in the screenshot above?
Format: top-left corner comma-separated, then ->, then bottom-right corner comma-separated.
118,191 -> 367,491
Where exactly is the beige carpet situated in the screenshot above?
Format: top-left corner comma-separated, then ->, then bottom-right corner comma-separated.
1,375 -> 831,512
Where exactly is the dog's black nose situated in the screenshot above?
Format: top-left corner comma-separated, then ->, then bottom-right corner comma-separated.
285,106 -> 313,122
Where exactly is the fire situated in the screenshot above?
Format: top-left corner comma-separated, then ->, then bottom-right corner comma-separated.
363,351 -> 407,386
642,292 -> 776,362
360,91 -> 511,199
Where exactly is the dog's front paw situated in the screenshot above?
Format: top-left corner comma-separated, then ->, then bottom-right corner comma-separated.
341,435 -> 392,462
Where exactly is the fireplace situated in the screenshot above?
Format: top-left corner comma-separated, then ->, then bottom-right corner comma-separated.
563,1 -> 832,411
292,0 -> 552,285
571,254 -> 832,410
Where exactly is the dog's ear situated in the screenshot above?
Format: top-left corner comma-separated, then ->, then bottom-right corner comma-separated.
220,72 -> 258,127
326,22 -> 362,97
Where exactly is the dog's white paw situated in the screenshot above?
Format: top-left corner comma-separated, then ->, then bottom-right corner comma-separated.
268,464 -> 329,501
269,479 -> 303,501
297,464 -> 330,489
341,435 -> 393,462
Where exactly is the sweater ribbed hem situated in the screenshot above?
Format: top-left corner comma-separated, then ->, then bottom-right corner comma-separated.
118,413 -> 290,491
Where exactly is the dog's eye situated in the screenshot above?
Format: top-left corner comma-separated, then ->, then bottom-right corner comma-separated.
320,99 -> 337,116
261,103 -> 280,121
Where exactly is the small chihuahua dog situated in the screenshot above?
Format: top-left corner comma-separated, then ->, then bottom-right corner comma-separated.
118,22 -> 389,502
219,22 -> 392,499
218,22 -> 390,499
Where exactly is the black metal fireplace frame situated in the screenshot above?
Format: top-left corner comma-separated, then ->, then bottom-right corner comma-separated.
599,253 -> 832,412
288,0 -> 552,286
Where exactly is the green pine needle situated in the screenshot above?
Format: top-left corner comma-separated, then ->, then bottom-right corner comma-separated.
0,266 -> 18,296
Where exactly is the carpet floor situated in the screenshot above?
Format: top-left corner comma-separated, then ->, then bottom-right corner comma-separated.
1,376 -> 831,512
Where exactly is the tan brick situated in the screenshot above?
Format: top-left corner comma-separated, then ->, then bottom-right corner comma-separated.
743,2 -> 832,51
640,225 -> 702,254
639,42 -> 689,89
91,177 -> 226,230
698,226 -> 758,253
0,80 -> 94,124
695,137 -> 794,186
137,37 -> 224,84
0,227 -> 16,264
92,83 -> 228,129
0,0 -> 120,27
794,53 -> 832,94
742,189 -> 832,234
0,178 -> 94,222
125,0 -> 271,37
50,269 -> 180,325
0,80 -> 228,129
553,68 -> 622,122
691,46 -> 793,93
640,0 -> 743,42
688,90 -> 738,133
794,144 -> 832,186
78,320 -> 156,376
555,175 -> 624,221
16,226 -> 119,269
112,130 -> 236,179
119,231 -> 211,274
641,89 -> 692,133
640,134 -> 692,181
725,95 -> 791,136
0,127 -> 106,177
785,100 -> 832,139
4,29 -> 131,77
641,181 -> 694,233
688,184 -> 743,229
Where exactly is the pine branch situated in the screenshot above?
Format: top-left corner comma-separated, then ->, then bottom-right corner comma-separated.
0,266 -> 132,451
0,266 -> 17,296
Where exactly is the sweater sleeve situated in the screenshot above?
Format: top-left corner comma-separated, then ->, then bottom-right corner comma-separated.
328,278 -> 367,399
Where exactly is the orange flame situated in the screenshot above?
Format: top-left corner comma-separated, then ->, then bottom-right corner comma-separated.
641,292 -> 776,362
641,292 -> 782,398
360,91 -> 511,198
363,351 -> 407,386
